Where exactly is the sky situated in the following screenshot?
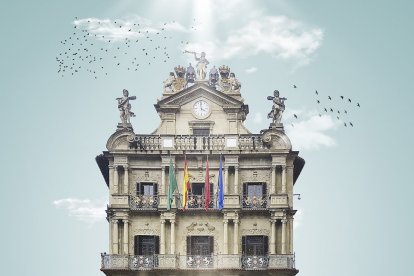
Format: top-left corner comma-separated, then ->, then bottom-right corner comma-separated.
1,0 -> 413,275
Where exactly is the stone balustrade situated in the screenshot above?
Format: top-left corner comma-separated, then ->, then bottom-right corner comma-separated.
127,134 -> 269,151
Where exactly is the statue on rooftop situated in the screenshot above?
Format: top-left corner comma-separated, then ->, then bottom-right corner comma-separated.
229,72 -> 241,93
217,65 -> 231,93
184,50 -> 209,80
163,72 -> 175,93
186,63 -> 196,84
209,66 -> 219,87
172,65 -> 187,92
116,89 -> 136,127
267,90 -> 287,124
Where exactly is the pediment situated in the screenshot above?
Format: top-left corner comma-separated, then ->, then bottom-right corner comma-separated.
156,83 -> 244,108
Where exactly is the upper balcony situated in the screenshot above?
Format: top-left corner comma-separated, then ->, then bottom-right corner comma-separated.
127,134 -> 271,152
101,254 -> 296,271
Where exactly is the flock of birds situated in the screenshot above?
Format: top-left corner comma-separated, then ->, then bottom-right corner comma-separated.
291,85 -> 361,128
56,17 -> 195,79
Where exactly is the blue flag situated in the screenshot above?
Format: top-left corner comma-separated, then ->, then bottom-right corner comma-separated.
217,155 -> 224,210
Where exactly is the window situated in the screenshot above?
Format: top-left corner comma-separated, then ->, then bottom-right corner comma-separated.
193,128 -> 210,136
134,235 -> 160,255
137,182 -> 158,196
242,182 -> 267,208
242,236 -> 268,256
187,236 -> 214,255
187,182 -> 214,209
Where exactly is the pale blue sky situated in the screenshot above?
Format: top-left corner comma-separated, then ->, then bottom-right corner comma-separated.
0,1 -> 413,275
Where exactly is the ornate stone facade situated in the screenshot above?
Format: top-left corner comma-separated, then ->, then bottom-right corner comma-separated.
97,65 -> 305,276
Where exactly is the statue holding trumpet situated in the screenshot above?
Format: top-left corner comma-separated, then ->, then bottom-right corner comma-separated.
184,50 -> 209,80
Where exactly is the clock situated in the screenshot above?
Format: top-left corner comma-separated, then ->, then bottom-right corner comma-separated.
192,100 -> 210,119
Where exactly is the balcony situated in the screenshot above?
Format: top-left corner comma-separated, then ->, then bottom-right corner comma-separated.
127,134 -> 269,152
241,195 -> 268,209
129,195 -> 159,210
186,194 -> 217,210
101,254 -> 295,271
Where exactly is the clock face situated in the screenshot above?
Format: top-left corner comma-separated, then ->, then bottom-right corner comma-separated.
193,100 -> 210,118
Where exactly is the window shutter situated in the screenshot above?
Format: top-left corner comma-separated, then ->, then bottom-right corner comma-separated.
263,182 -> 267,197
154,183 -> 158,195
209,236 -> 214,255
136,183 -> 140,196
187,236 -> 191,255
155,236 -> 160,254
243,183 -> 248,196
264,236 -> 269,255
242,236 -> 246,254
134,235 -> 140,255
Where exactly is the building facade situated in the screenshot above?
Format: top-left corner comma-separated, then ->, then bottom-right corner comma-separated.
96,64 -> 305,276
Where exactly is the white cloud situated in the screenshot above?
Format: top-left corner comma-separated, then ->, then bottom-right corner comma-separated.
294,208 -> 303,230
53,198 -> 106,223
73,17 -> 190,41
253,112 -> 263,124
285,111 -> 340,151
185,15 -> 323,65
245,67 -> 258,74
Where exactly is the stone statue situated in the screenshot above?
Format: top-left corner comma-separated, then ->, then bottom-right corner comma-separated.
185,50 -> 209,80
217,65 -> 231,93
163,72 -> 175,93
229,72 -> 241,93
267,90 -> 287,124
116,89 -> 136,127
186,63 -> 196,84
209,66 -> 219,87
172,65 -> 187,92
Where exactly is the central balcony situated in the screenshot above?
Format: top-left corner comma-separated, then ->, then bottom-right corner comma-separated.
101,254 -> 295,271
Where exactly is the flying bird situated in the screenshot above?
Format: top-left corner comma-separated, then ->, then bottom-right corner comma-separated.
350,122 -> 354,127
344,122 -> 347,127
315,90 -> 318,95
328,96 -> 332,100
340,96 -> 344,99
324,108 -> 328,112
294,114 -> 298,119
330,108 -> 333,112
357,103 -> 360,107
317,100 -> 320,104
293,85 -> 297,88
348,98 -> 352,103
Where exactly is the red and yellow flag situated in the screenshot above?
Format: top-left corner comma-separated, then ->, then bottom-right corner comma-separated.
182,158 -> 190,209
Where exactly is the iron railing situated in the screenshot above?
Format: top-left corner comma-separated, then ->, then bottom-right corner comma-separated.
130,195 -> 159,210
241,195 -> 268,209
241,255 -> 269,269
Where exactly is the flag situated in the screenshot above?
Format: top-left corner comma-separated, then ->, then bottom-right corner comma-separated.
182,157 -> 190,209
204,156 -> 210,211
217,155 -> 224,210
167,158 -> 178,210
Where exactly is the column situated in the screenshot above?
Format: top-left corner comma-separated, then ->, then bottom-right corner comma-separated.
270,220 -> 276,254
112,220 -> 119,254
223,220 -> 228,254
271,166 -> 276,194
161,166 -> 165,195
289,218 -> 294,254
281,219 -> 287,254
160,220 -> 166,254
233,219 -> 239,254
123,166 -> 129,195
234,166 -> 239,194
170,220 -> 176,254
281,166 -> 286,194
224,166 -> 229,194
109,167 -> 114,194
109,218 -> 113,253
123,219 -> 129,254
113,166 -> 119,194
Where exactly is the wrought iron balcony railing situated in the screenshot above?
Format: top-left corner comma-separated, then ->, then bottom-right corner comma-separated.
241,195 -> 268,209
130,194 -> 159,210
181,255 -> 214,269
130,255 -> 158,270
186,194 -> 217,209
241,255 -> 269,269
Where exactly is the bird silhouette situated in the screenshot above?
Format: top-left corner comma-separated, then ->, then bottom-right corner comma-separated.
340,96 -> 344,99
317,100 -> 320,104
330,108 -> 333,112
294,114 -> 298,119
348,98 -> 352,103
324,108 -> 328,112
328,96 -> 332,100
357,103 -> 360,107
350,122 -> 354,127
315,90 -> 318,95
293,85 -> 297,88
